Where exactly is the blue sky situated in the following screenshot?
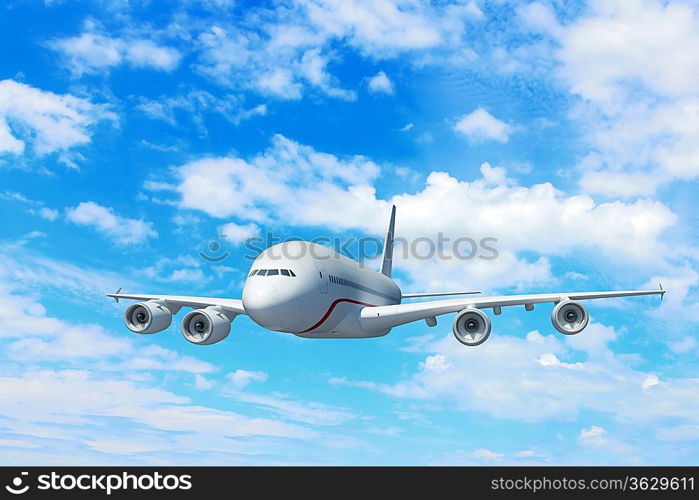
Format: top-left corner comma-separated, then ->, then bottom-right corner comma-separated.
0,0 -> 698,465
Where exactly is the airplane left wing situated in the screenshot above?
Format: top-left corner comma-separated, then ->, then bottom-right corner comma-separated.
107,290 -> 246,316
359,287 -> 664,332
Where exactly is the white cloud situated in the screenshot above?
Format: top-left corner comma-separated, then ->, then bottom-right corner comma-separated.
147,136 -> 677,292
257,68 -> 303,100
0,191 -> 61,220
152,134 -> 380,223
0,117 -> 24,154
0,281 -> 354,463
137,90 -> 266,130
227,389 -> 357,426
163,137 -> 674,262
227,369 -> 269,388
330,322 -> 699,426
470,448 -> 504,460
123,39 -> 181,70
66,201 -> 157,245
301,0 -> 482,56
559,0 -> 699,102
454,108 -> 513,143
194,374 -> 214,390
197,26 -> 353,101
0,79 -> 114,157
143,255 -> 206,284
579,425 -> 606,442
220,222 -> 260,244
0,243 -> 136,306
0,370 -> 314,450
37,207 -> 59,221
642,374 -> 660,390
194,0 -> 483,100
667,337 -> 697,354
50,31 -> 181,75
520,0 -> 699,196
518,2 -> 563,38
367,71 -> 394,95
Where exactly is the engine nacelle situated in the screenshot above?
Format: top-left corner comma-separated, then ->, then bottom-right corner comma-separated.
551,300 -> 589,335
181,306 -> 234,345
124,300 -> 174,334
452,307 -> 491,346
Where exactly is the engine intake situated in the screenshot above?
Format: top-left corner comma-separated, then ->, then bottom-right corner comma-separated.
181,306 -> 234,345
551,300 -> 589,335
453,308 -> 491,346
124,300 -> 174,334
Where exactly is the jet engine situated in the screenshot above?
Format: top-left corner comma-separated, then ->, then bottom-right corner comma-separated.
181,306 -> 234,345
124,300 -> 174,334
551,300 -> 589,335
452,307 -> 491,346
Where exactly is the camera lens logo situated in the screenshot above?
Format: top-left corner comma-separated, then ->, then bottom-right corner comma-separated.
5,472 -> 29,495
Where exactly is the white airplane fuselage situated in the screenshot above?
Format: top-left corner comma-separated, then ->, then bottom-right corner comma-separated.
242,241 -> 400,338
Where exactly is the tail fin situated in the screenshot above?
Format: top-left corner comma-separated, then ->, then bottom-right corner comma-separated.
380,205 -> 396,277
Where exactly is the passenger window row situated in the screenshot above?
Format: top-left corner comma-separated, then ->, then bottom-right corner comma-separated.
249,269 -> 296,277
329,274 -> 399,302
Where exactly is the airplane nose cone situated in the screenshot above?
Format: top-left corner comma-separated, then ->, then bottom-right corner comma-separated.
243,282 -> 283,329
243,282 -> 279,311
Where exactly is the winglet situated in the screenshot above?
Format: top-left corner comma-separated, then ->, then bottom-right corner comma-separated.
659,282 -> 665,301
108,287 -> 122,303
380,205 -> 396,278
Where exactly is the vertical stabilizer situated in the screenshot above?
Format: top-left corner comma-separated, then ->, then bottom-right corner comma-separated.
380,205 -> 396,277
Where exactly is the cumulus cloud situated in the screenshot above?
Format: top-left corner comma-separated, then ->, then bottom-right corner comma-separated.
158,137 -> 674,262
0,79 -> 114,157
454,108 -> 513,143
148,134 -> 380,222
367,71 -> 394,95
220,222 -> 260,244
49,30 -> 181,75
145,136 -> 677,292
66,201 -> 157,245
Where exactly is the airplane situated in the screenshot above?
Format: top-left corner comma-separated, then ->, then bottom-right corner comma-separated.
108,206 -> 665,347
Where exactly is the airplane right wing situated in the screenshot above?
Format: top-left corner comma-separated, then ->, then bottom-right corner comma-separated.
359,287 -> 665,332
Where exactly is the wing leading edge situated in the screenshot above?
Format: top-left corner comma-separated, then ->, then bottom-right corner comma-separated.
359,287 -> 664,332
107,291 -> 246,316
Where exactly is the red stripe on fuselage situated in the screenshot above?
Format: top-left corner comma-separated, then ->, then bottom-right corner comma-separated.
299,298 -> 376,333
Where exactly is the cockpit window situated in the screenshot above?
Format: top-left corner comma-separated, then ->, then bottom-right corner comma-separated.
250,268 -> 296,277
